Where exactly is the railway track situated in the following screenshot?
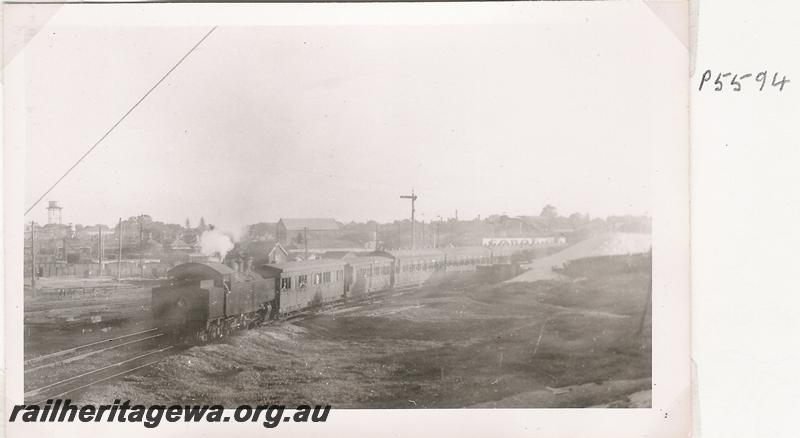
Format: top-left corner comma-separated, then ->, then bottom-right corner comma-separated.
23,285 -> 418,404
24,328 -> 173,403
25,328 -> 163,371
25,346 -> 175,404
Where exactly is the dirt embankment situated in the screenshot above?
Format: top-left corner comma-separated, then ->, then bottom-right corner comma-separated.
508,232 -> 651,283
81,255 -> 651,408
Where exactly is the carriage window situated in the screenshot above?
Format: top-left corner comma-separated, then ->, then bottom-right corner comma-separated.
280,277 -> 292,290
298,275 -> 308,288
323,272 -> 331,283
313,273 -> 322,285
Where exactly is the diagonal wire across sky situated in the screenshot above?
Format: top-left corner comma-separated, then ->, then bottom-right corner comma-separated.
24,26 -> 218,216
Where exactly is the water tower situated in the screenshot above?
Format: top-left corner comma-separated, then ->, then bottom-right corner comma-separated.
47,201 -> 63,225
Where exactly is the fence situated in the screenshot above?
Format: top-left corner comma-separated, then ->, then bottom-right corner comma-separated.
25,261 -> 171,279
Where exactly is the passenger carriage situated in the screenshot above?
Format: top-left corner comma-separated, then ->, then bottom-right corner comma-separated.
343,254 -> 394,297
441,246 -> 492,273
375,248 -> 446,288
257,259 -> 347,314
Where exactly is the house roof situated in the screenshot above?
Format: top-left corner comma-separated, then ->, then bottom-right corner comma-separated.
278,218 -> 340,231
258,258 -> 346,274
268,243 -> 289,256
169,239 -> 192,249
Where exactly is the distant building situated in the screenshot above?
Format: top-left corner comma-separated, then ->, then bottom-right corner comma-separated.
167,234 -> 198,253
47,201 -> 63,225
482,235 -> 566,247
268,243 -> 290,264
482,237 -> 534,246
276,218 -> 341,247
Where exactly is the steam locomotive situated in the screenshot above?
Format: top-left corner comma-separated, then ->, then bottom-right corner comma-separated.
151,246 -> 515,343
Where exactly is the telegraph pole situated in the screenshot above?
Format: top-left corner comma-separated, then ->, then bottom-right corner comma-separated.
304,226 -> 309,260
98,224 -> 103,277
139,214 -> 144,276
374,223 -> 379,251
30,221 -> 36,297
435,217 -> 441,249
117,218 -> 122,280
400,190 -> 418,248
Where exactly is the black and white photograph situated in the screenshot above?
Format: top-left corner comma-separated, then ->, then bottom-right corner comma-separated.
4,2 -> 691,436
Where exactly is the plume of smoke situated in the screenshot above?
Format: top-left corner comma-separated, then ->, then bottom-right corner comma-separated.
200,228 -> 235,257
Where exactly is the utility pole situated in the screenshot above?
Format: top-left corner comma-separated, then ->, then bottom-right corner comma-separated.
304,226 -> 309,261
139,214 -> 144,276
30,221 -> 36,297
435,216 -> 442,249
117,218 -> 122,281
637,279 -> 652,336
98,224 -> 103,277
400,190 -> 418,249
374,223 -> 379,251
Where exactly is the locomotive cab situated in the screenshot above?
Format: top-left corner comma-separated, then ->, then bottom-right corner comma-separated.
152,262 -> 277,343
152,263 -> 231,338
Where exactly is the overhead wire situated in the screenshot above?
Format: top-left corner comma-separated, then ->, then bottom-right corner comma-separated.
25,26 -> 218,216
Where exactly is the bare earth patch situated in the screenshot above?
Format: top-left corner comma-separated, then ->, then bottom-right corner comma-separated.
79,255 -> 651,408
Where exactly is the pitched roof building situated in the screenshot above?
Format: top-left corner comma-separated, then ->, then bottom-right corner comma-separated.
276,218 -> 341,247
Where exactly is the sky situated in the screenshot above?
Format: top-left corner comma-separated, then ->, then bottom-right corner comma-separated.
21,18 -> 667,230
